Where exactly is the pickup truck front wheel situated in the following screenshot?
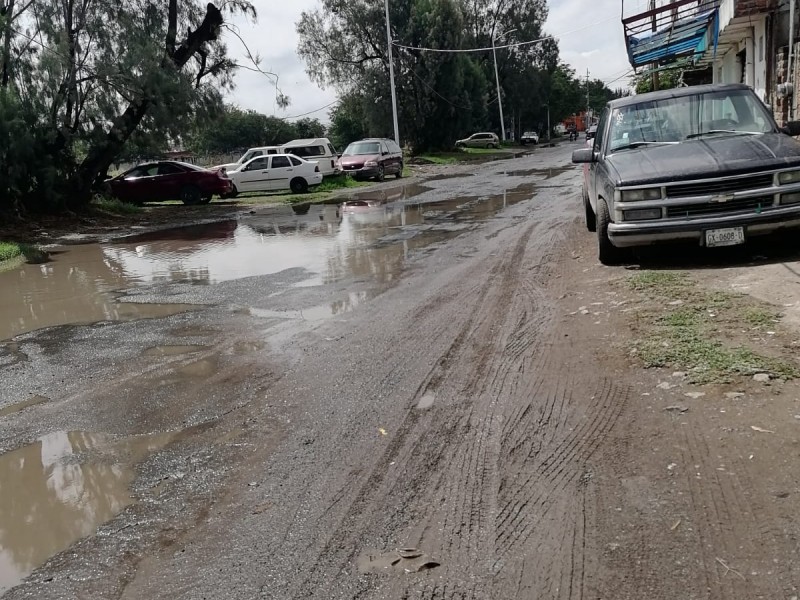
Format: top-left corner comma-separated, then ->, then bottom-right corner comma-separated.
596,200 -> 626,266
583,184 -> 596,232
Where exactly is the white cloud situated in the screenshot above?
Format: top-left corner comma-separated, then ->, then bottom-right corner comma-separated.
223,0 -> 635,122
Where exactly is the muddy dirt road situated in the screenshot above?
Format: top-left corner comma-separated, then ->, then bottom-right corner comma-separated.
3,141 -> 800,599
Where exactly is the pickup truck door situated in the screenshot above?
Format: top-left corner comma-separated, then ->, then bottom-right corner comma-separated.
589,110 -> 609,211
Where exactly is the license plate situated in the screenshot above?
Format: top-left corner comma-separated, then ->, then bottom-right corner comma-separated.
705,227 -> 745,247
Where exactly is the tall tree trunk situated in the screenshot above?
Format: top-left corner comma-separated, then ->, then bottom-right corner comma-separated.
1,0 -> 16,87
71,1 -> 223,207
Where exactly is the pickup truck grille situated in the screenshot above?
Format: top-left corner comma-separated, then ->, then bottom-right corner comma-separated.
666,173 -> 774,198
666,196 -> 775,218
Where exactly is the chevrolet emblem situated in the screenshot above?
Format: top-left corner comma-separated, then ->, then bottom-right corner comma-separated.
710,193 -> 734,203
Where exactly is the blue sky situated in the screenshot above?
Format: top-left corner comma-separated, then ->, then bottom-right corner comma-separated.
225,0 -> 633,123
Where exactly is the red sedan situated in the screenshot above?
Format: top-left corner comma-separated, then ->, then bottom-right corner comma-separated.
107,161 -> 233,205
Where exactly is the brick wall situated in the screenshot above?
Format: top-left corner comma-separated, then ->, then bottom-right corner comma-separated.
735,0 -> 777,18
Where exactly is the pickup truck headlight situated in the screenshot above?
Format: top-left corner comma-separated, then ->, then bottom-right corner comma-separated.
620,188 -> 662,202
779,170 -> 800,184
623,208 -> 662,221
780,192 -> 800,205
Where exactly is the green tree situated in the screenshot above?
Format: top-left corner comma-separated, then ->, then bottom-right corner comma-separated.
633,68 -> 683,94
297,0 -> 550,151
328,94 -> 367,150
0,0 -> 283,214
293,117 -> 326,139
188,107 -> 300,155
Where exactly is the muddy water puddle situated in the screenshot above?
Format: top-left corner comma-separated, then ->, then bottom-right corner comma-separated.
0,395 -> 49,418
0,185 -> 536,340
141,344 -> 206,358
0,430 -> 178,593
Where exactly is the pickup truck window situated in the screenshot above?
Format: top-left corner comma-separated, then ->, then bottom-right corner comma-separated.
608,89 -> 774,152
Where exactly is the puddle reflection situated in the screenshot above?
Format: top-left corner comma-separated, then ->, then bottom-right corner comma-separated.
0,431 -> 175,593
0,184 -> 536,340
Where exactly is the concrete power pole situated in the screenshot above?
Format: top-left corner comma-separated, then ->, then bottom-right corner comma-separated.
650,0 -> 660,90
586,69 -> 590,131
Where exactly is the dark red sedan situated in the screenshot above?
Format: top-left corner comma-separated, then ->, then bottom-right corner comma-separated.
107,161 -> 233,205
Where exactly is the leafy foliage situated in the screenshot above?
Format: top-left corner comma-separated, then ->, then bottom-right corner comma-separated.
0,0 -> 271,213
186,106 -> 324,155
632,68 -> 683,94
297,0 -> 609,150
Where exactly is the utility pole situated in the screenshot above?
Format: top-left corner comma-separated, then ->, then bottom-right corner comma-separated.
650,0 -> 660,91
586,69 -> 590,131
492,35 -> 506,142
384,0 -> 400,146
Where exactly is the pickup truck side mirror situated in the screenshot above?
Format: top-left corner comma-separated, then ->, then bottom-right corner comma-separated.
572,148 -> 596,163
782,121 -> 800,136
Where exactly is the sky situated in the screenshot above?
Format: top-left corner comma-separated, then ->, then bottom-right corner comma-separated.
224,0 -> 637,124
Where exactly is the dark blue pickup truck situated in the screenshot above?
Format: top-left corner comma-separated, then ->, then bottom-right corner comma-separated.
573,83 -> 800,264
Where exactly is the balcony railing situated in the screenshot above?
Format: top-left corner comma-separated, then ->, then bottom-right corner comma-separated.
623,0 -> 720,69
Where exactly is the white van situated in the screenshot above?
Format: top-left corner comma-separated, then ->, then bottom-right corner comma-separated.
281,138 -> 339,176
212,146 -> 282,173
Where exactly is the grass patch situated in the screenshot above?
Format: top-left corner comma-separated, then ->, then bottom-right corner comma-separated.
743,306 -> 780,328
316,174 -> 371,193
415,154 -> 459,165
629,271 -> 798,383
91,195 -> 143,215
0,241 -> 47,270
0,241 -> 23,262
627,270 -> 688,293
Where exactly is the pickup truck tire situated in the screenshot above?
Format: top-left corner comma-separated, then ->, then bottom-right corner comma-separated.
596,200 -> 626,265
583,184 -> 596,232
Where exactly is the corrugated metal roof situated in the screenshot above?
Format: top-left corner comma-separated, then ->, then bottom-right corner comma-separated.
626,9 -> 717,68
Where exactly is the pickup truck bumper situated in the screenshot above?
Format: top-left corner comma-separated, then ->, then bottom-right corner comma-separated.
608,205 -> 800,247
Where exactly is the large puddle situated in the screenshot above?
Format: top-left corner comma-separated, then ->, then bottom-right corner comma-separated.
0,430 -> 177,593
0,184 -> 535,341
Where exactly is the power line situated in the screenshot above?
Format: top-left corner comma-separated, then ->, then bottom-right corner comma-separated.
281,100 -> 339,120
392,14 -> 618,54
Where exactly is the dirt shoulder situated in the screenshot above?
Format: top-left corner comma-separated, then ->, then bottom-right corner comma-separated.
562,232 -> 800,598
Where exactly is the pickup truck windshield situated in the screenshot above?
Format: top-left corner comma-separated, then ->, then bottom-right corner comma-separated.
608,89 -> 774,152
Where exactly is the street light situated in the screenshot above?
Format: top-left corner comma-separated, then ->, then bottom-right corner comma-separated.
492,28 -> 516,143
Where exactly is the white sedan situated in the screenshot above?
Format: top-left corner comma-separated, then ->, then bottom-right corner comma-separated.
225,154 -> 323,195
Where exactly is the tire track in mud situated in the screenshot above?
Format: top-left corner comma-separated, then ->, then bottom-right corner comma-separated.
272,194 -> 614,600
281,224 -> 541,599
395,223 -> 627,600
678,425 -> 789,600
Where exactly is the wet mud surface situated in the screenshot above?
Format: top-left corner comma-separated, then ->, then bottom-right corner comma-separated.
4,142 -> 800,599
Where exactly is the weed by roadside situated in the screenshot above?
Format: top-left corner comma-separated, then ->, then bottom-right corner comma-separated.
91,195 -> 143,215
743,307 -> 780,328
0,242 -> 22,262
414,155 -> 459,165
0,241 -> 47,271
315,174 -> 371,193
627,271 -> 798,383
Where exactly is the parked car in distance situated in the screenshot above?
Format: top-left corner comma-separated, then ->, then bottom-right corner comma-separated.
455,132 -> 500,149
226,153 -> 322,195
282,138 -> 340,176
573,83 -> 800,265
585,125 -> 598,141
211,146 -> 281,173
107,161 -> 232,205
338,138 -> 403,181
521,131 -> 539,145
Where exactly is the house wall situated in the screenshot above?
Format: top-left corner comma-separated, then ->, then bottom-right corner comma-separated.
710,15 -> 769,101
